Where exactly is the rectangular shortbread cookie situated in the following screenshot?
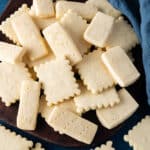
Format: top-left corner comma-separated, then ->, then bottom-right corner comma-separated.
96,88 -> 139,129
60,10 -> 90,55
11,12 -> 48,61
34,58 -> 80,105
76,49 -> 114,93
84,12 -> 114,47
55,1 -> 97,19
74,84 -> 120,114
0,63 -> 30,106
106,18 -> 139,52
0,125 -> 33,150
94,141 -> 115,150
101,46 -> 140,87
87,0 -> 121,18
39,95 -> 79,122
33,0 -> 55,18
48,107 -> 98,144
43,22 -> 82,65
17,80 -> 41,130
0,41 -> 25,64
124,116 -> 150,150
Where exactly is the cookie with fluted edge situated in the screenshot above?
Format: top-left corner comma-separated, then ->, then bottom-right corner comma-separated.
34,58 -> 80,106
0,62 -> 31,106
74,83 -> 120,114
124,116 -> 150,150
86,0 -> 121,18
0,125 -> 33,150
55,1 -> 97,19
106,17 -> 139,52
94,141 -> 115,150
76,49 -> 114,94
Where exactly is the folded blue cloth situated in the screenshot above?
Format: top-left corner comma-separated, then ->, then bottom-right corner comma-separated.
108,0 -> 150,105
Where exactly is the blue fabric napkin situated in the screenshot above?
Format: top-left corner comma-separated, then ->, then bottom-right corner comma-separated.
108,0 -> 150,105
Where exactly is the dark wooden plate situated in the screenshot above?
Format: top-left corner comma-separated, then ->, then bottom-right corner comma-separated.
0,0 -> 149,148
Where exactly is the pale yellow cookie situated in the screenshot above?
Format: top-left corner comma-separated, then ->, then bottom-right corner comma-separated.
0,4 -> 29,45
94,141 -> 115,150
74,84 -> 120,114
17,80 -> 41,130
76,49 -> 114,93
34,58 -> 80,105
43,22 -> 82,65
48,107 -> 98,144
55,1 -> 97,19
87,0 -> 121,18
124,116 -> 150,150
0,41 -> 25,64
84,12 -> 114,47
106,18 -> 139,52
33,0 -> 55,18
101,46 -> 140,87
96,88 -> 139,129
60,10 -> 90,55
0,125 -> 33,150
0,63 -> 30,106
11,11 -> 48,61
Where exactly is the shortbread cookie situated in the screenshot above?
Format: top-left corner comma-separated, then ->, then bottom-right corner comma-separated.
33,0 -> 55,18
0,4 -> 29,45
43,22 -> 82,65
87,0 -> 121,18
0,125 -> 33,150
74,84 -> 120,113
0,41 -> 25,63
106,18 -> 139,52
48,107 -> 98,144
32,143 -> 45,150
124,116 -> 150,150
101,46 -> 140,87
84,12 -> 114,47
17,80 -> 40,130
76,49 -> 114,93
94,141 -> 115,150
11,12 -> 48,61
60,10 -> 90,55
96,88 -> 139,129
34,58 -> 80,105
0,63 -> 30,106
55,1 -> 97,19
39,95 -> 79,122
